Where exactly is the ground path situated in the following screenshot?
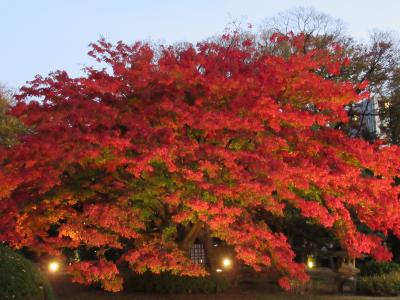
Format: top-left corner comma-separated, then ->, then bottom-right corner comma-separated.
49,270 -> 399,300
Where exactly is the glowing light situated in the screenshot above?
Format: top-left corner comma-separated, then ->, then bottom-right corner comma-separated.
48,261 -> 60,273
385,102 -> 391,109
216,268 -> 223,272
222,258 -> 232,268
307,256 -> 315,269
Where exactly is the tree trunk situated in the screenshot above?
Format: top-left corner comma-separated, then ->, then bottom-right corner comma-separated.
179,221 -> 204,253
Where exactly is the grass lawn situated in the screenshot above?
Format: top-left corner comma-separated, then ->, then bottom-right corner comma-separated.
50,273 -> 400,300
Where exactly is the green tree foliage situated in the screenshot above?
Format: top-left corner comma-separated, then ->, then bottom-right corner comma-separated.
0,245 -> 55,300
0,85 -> 25,147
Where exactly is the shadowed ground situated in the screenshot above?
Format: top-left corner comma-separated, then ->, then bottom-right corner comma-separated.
49,268 -> 400,300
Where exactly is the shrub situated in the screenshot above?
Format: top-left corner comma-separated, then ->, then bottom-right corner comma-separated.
358,272 -> 400,296
359,260 -> 400,277
124,271 -> 230,294
0,245 -> 55,300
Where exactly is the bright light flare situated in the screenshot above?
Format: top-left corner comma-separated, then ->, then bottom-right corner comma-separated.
48,261 -> 60,273
307,256 -> 315,269
222,258 -> 232,268
307,260 -> 314,269
216,268 -> 223,272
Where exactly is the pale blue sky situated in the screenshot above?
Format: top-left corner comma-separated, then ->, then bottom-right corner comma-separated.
1,0 -> 400,89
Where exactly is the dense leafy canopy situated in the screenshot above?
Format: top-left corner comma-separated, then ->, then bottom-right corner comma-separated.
1,32 -> 400,291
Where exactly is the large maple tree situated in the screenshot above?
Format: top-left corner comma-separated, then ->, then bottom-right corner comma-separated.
1,33 -> 400,291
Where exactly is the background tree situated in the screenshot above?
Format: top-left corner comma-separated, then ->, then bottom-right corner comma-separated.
0,84 -> 25,147
261,7 -> 400,143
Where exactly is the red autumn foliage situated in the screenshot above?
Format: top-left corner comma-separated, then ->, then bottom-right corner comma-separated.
1,32 -> 400,291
